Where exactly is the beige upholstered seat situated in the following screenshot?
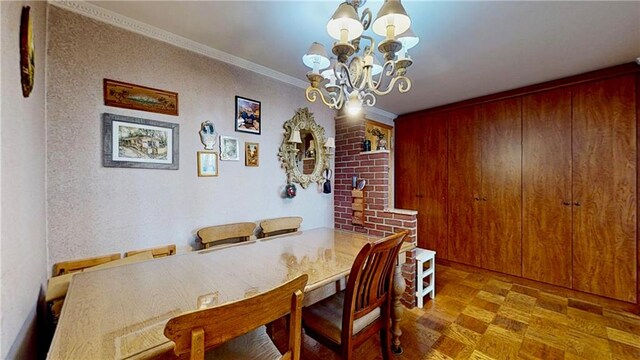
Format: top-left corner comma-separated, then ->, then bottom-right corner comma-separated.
125,244 -> 176,258
197,222 -> 256,249
302,231 -> 407,360
259,217 -> 303,238
164,274 -> 308,360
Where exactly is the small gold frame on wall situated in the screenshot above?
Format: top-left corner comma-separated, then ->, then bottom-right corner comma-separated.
245,142 -> 259,167
197,151 -> 218,177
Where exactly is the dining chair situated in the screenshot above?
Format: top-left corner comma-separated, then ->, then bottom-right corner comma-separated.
197,222 -> 256,249
259,216 -> 303,238
301,230 -> 408,360
164,274 -> 308,360
52,252 -> 121,276
125,244 -> 177,258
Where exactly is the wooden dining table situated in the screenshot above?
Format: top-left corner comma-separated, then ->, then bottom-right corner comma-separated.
47,228 -> 414,359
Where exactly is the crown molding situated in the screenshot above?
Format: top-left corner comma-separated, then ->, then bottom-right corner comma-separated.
48,0 -> 398,119
365,106 -> 398,120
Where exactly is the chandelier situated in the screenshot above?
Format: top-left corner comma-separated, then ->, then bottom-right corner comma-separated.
302,0 -> 419,114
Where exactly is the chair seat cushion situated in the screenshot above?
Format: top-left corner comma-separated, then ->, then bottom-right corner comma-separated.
302,291 -> 380,345
205,326 -> 281,360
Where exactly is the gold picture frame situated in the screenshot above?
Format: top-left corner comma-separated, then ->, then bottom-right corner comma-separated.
20,6 -> 34,98
245,142 -> 259,167
197,151 -> 218,177
104,79 -> 178,116
365,120 -> 393,151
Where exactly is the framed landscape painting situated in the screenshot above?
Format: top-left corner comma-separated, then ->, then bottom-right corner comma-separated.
102,113 -> 179,170
104,79 -> 179,116
235,96 -> 261,134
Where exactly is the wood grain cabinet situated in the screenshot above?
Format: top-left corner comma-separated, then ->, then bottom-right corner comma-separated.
571,75 -> 637,302
522,88 -> 573,288
395,113 -> 448,257
395,65 -> 639,303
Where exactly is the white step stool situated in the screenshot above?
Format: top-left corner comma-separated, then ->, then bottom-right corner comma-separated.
415,248 -> 436,308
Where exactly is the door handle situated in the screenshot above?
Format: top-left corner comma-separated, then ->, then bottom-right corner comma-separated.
574,202 -> 581,207
474,196 -> 480,201
482,197 -> 487,201
562,201 -> 571,206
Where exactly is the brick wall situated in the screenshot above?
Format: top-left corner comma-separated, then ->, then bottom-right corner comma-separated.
334,114 -> 418,308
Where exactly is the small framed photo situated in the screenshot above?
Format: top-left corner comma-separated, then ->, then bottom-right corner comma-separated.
235,96 -> 261,135
220,136 -> 240,161
102,113 -> 179,170
197,151 -> 218,177
245,142 -> 259,167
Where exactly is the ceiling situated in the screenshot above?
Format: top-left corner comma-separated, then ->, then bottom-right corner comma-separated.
88,1 -> 640,116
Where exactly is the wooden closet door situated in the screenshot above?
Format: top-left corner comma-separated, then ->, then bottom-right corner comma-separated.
522,88 -> 573,287
481,98 -> 522,276
419,113 -> 448,257
448,107 -> 482,267
572,75 -> 637,302
395,117 -> 421,214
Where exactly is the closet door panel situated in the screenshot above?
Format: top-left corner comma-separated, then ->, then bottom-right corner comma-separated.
448,107 -> 482,267
522,88 -> 573,287
419,113 -> 449,257
481,98 -> 523,276
573,75 -> 637,302
395,117 -> 421,214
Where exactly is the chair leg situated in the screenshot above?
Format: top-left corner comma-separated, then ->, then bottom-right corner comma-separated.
380,328 -> 392,360
340,342 -> 353,360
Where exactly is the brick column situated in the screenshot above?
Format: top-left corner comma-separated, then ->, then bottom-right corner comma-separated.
334,114 -> 418,308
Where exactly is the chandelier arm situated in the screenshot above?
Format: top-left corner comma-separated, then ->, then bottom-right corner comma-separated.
305,87 -> 340,109
335,62 -> 357,90
370,76 -> 412,96
360,8 -> 372,31
359,35 -> 376,56
361,91 -> 376,107
369,60 -> 396,92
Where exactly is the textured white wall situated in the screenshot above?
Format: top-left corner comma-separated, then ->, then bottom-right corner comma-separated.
0,1 -> 47,358
46,7 -> 335,269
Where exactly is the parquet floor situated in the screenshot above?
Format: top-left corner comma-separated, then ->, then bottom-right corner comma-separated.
301,264 -> 640,360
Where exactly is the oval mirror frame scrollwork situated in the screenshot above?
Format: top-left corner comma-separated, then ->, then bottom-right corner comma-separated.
278,108 -> 330,189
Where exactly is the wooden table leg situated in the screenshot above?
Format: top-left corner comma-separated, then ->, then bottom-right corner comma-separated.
391,258 -> 405,354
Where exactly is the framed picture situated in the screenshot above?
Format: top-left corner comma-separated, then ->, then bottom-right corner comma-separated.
20,6 -> 34,98
102,113 -> 179,170
220,136 -> 240,161
235,96 -> 261,135
197,151 -> 218,177
245,142 -> 259,167
104,79 -> 179,116
365,120 -> 393,151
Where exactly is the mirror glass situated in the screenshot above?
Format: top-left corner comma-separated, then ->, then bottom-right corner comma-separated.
297,131 -> 316,175
278,108 -> 329,189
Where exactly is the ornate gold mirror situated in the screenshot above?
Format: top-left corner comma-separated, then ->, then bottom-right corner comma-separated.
278,108 -> 329,189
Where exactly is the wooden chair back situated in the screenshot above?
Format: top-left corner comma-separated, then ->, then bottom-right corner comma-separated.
260,216 -> 303,238
197,222 -> 256,249
342,231 -> 407,344
52,253 -> 121,276
124,244 -> 176,258
164,274 -> 308,360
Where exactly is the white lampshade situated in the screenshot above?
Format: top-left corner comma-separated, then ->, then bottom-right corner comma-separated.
324,137 -> 336,149
397,27 -> 419,50
308,140 -> 316,151
326,2 -> 364,42
302,42 -> 330,73
372,0 -> 411,39
288,130 -> 302,143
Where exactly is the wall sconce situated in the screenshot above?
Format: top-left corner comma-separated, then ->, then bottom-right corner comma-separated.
288,129 -> 302,143
324,137 -> 336,155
